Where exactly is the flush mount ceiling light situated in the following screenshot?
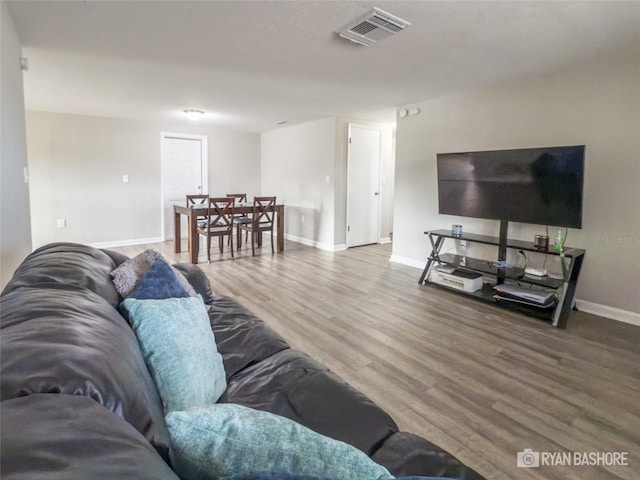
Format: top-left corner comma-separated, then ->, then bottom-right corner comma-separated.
184,109 -> 204,121
337,7 -> 410,46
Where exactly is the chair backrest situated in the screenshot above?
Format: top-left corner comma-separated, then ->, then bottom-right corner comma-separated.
252,196 -> 276,226
207,197 -> 235,230
226,193 -> 247,204
186,194 -> 209,207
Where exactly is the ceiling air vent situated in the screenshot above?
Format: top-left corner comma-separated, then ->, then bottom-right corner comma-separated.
337,7 -> 410,46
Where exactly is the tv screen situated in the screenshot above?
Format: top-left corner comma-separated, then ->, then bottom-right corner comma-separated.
437,146 -> 584,228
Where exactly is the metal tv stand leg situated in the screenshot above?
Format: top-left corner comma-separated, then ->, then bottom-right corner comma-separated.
419,233 -> 445,284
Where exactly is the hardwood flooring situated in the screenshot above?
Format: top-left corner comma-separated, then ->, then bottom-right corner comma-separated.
112,240 -> 640,480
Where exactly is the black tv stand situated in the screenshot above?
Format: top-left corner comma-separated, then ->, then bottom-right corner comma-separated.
419,228 -> 585,328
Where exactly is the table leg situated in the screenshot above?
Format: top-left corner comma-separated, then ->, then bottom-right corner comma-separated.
189,213 -> 199,264
277,205 -> 284,252
174,209 -> 182,253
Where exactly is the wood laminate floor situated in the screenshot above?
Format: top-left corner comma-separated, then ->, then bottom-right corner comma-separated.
112,239 -> 640,480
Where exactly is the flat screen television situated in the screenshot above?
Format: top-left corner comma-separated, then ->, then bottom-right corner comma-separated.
437,145 -> 585,229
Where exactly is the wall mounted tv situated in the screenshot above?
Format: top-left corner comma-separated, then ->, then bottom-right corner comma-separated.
437,145 -> 585,229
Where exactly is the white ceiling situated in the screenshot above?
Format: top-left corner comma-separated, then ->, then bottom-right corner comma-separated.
7,1 -> 640,132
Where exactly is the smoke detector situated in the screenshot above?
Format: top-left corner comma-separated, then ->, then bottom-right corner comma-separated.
337,7 -> 411,46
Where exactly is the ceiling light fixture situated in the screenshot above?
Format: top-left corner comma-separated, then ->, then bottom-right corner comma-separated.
184,109 -> 204,121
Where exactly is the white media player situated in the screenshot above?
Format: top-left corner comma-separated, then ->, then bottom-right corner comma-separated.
429,268 -> 483,293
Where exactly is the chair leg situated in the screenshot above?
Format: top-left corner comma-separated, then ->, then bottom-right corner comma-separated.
206,235 -> 211,262
230,232 -> 234,259
251,231 -> 256,256
270,228 -> 274,254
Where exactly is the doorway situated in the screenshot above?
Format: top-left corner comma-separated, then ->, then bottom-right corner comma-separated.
346,124 -> 381,247
161,133 -> 208,240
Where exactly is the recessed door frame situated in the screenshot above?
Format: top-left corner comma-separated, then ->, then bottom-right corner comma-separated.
160,132 -> 208,240
346,123 -> 382,248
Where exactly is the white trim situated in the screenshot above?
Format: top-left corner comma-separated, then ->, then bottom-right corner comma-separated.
88,237 -> 164,249
379,237 -> 392,244
389,254 -> 424,270
285,233 -> 347,252
575,299 -> 640,327
160,132 -> 208,241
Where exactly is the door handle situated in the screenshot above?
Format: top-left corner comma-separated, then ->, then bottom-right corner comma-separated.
374,192 -> 379,196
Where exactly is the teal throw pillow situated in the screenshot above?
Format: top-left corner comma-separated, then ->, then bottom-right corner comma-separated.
129,257 -> 190,299
121,296 -> 226,413
165,404 -> 394,480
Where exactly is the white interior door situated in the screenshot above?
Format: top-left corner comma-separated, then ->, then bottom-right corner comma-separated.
161,133 -> 208,240
347,125 -> 381,247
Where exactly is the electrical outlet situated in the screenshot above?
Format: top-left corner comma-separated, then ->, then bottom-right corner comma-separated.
460,240 -> 467,250
57,218 -> 67,228
301,214 -> 305,223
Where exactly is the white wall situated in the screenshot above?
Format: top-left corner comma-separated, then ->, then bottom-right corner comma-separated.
392,55 -> 640,319
261,117 -> 337,250
1,2 -> 32,288
26,111 -> 260,247
262,116 -> 395,250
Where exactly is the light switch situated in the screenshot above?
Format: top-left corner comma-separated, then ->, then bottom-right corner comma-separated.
325,176 -> 330,184
57,219 -> 67,228
122,175 -> 129,183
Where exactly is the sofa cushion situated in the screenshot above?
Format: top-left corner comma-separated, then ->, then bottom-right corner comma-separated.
371,432 -> 486,480
1,242 -> 121,307
173,263 -> 216,304
165,404 -> 393,480
208,295 -> 290,379
129,258 -> 191,299
221,349 -> 398,454
122,296 -> 226,413
1,394 -> 180,480
0,286 -> 170,458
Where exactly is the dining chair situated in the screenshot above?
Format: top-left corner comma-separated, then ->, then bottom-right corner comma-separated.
226,193 -> 251,247
196,197 -> 235,262
238,196 -> 276,256
186,194 -> 209,227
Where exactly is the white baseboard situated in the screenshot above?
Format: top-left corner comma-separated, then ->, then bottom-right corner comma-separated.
284,234 -> 347,252
88,237 -> 164,249
389,254 -> 425,270
575,300 -> 640,327
389,255 -> 640,327
379,237 -> 392,244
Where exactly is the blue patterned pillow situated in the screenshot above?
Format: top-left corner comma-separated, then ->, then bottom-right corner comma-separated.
121,296 -> 226,413
165,404 -> 394,480
129,258 -> 190,299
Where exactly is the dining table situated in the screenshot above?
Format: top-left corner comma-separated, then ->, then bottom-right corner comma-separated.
173,202 -> 285,264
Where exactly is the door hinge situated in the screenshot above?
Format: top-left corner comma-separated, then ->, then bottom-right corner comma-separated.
348,137 -> 352,144
347,225 -> 350,232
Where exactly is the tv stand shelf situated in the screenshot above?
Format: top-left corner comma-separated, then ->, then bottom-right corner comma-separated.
419,229 -> 586,328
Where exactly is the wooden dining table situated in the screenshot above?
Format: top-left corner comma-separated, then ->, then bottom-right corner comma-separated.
173,203 -> 285,263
